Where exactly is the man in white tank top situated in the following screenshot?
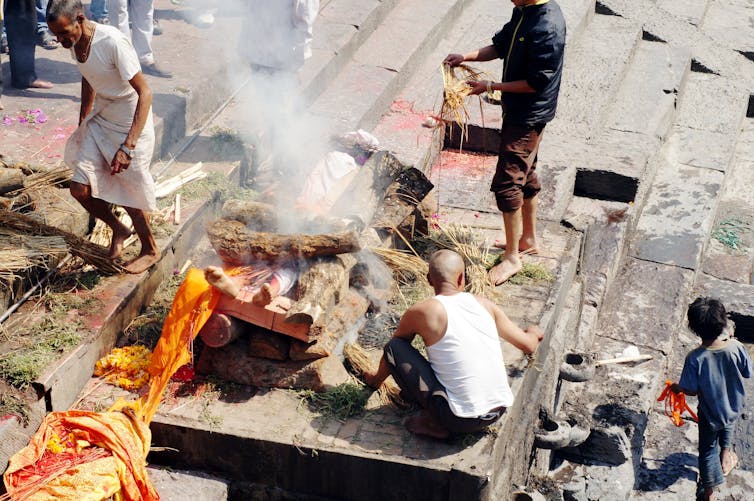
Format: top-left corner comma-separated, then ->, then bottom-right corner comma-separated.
365,250 -> 544,439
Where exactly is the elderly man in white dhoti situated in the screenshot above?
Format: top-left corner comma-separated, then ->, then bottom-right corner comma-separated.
46,0 -> 158,274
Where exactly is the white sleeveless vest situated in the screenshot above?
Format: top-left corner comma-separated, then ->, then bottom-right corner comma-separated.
426,293 -> 514,417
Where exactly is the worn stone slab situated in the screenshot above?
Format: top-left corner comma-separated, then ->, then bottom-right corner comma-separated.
597,258 -> 694,355
700,0 -> 754,55
604,41 -> 690,140
548,14 -> 642,139
667,126 -> 738,172
701,201 -> 754,283
573,130 -> 660,202
673,73 -> 747,135
696,273 -> 754,322
148,466 -> 229,501
600,0 -> 754,83
656,0 -> 710,27
631,163 -> 723,270
310,0 -> 469,133
0,397 -> 46,476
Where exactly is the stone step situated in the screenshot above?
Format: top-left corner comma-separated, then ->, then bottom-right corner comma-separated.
572,41 -> 691,204
603,41 -> 690,140
548,12 -> 642,139
600,0 -> 754,83
300,0 -> 402,104
630,158 -> 724,271
309,0 -> 470,135
656,0 -> 710,28
149,466 -> 229,501
700,119 -> 754,284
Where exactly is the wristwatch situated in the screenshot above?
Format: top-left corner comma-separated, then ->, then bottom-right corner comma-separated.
118,143 -> 134,159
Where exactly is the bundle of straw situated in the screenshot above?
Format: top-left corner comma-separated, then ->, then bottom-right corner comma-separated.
0,210 -> 125,274
419,222 -> 495,296
14,166 -> 73,194
343,342 -> 407,409
0,230 -> 68,279
368,247 -> 429,286
440,64 -> 488,147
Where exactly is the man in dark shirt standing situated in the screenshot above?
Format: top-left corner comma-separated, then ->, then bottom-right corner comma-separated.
445,0 -> 566,285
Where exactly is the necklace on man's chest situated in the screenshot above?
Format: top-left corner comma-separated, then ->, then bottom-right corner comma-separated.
76,23 -> 96,63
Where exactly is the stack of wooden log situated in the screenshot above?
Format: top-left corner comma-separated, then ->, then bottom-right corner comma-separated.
196,151 -> 433,391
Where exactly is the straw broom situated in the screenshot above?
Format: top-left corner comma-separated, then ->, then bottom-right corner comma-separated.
368,247 -> 429,286
343,342 -> 407,408
0,210 -> 125,274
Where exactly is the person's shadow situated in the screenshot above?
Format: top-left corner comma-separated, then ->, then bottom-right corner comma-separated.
634,452 -> 698,492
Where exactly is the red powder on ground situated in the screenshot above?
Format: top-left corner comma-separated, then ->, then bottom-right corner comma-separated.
431,149 -> 496,178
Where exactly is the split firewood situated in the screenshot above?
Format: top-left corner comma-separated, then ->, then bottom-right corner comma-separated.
207,219 -> 361,265
285,254 -> 357,325
154,162 -> 205,199
289,288 -> 369,361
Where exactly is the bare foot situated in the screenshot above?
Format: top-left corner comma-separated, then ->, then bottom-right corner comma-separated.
252,283 -> 274,306
204,265 -> 240,298
29,79 -> 54,89
124,251 -> 159,274
488,254 -> 522,286
403,410 -> 449,439
722,449 -> 738,476
492,237 -> 538,255
109,224 -> 133,259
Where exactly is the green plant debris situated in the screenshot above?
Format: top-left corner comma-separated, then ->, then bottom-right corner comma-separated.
0,325 -> 80,388
296,382 -> 371,421
507,262 -> 556,286
123,272 -> 184,349
712,218 -> 750,251
411,334 -> 428,358
0,393 -> 30,426
0,289 -> 93,388
198,399 -> 224,429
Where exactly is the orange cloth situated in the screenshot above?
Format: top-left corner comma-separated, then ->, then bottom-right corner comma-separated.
3,268 -> 219,500
657,380 -> 698,427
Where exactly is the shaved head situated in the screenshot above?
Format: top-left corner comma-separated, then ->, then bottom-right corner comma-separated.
428,250 -> 465,286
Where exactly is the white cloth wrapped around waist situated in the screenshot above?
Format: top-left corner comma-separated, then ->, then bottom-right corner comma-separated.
64,95 -> 156,211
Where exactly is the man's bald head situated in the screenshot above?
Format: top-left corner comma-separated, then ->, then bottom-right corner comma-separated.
428,249 -> 465,288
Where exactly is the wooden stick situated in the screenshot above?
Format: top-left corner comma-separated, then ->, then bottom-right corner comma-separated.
595,354 -> 653,366
174,193 -> 182,225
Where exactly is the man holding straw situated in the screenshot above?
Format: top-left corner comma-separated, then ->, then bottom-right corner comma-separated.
444,0 -> 566,285
46,0 -> 159,274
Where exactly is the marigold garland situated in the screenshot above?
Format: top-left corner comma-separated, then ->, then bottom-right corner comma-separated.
94,345 -> 152,390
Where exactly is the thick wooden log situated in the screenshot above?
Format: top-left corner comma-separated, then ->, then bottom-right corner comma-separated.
285,254 -> 357,325
371,167 -> 434,230
248,328 -> 290,361
196,337 -> 350,391
289,288 -> 369,361
207,219 -> 361,265
0,168 -> 25,195
198,312 -> 244,348
221,199 -> 277,231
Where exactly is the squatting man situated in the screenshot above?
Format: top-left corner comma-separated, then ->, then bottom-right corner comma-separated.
364,250 -> 543,439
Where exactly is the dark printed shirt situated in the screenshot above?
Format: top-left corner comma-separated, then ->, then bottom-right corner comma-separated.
491,0 -> 566,124
679,339 -> 753,431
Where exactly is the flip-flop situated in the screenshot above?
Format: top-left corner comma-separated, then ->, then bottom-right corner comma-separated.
722,452 -> 738,476
492,240 -> 539,255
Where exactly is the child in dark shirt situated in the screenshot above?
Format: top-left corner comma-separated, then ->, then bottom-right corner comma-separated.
671,297 -> 752,501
